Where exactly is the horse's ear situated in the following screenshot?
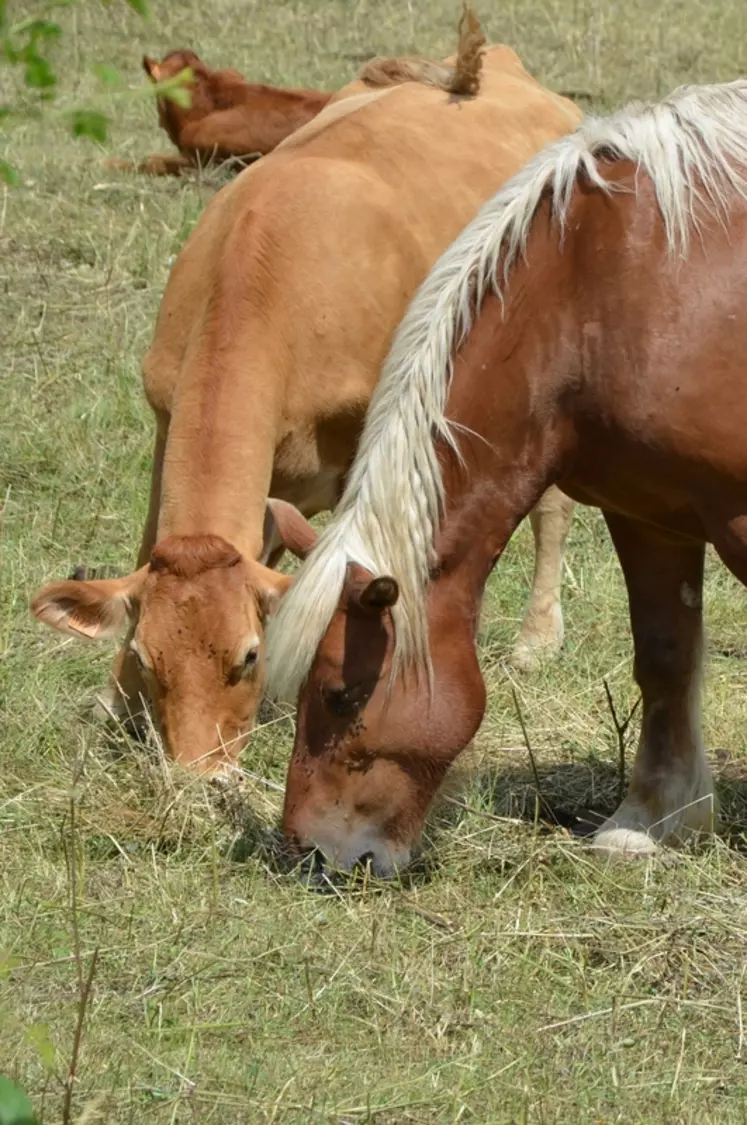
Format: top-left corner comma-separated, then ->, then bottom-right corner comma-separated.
260,499 -> 318,563
357,576 -> 399,612
143,55 -> 161,82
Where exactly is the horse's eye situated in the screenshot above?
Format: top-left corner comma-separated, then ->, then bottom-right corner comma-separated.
244,648 -> 259,671
323,682 -> 373,717
324,685 -> 362,718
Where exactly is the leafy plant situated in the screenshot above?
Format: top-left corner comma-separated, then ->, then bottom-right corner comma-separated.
0,0 -> 191,184
0,1076 -> 37,1125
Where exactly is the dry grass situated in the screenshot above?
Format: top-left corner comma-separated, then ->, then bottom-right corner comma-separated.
3,0 -> 747,1122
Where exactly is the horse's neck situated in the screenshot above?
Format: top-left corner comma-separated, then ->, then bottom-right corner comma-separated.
432,249 -> 579,591
157,351 -> 282,560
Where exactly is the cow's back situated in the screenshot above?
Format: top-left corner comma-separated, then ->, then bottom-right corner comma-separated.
144,47 -> 580,432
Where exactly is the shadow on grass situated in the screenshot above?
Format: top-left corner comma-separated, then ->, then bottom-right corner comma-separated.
430,750 -> 747,854
73,709 -> 747,889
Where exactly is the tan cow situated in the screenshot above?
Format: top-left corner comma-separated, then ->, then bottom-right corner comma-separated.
32,13 -> 580,772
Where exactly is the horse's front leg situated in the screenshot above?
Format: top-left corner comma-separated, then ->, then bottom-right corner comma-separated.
594,512 -> 715,855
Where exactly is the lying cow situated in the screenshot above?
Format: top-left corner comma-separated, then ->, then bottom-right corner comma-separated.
108,49 -> 332,176
33,12 -> 580,772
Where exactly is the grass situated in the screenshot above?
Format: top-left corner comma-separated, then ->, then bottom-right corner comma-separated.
3,0 -> 747,1121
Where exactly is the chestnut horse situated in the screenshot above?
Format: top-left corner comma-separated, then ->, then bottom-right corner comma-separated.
267,80 -> 747,872
109,50 -> 331,176
31,18 -> 580,773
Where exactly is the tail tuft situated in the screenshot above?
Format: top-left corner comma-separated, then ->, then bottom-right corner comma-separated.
359,5 -> 484,98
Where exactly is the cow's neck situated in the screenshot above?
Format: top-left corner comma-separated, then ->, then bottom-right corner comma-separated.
241,84 -> 330,111
156,353 -> 281,560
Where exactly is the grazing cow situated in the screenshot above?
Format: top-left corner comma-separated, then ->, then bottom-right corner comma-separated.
266,80 -> 747,872
32,12 -> 580,773
108,49 -> 332,176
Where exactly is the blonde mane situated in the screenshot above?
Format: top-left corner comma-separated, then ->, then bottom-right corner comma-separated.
266,80 -> 747,700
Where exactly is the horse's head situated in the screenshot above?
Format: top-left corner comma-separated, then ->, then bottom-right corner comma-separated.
280,563 -> 486,877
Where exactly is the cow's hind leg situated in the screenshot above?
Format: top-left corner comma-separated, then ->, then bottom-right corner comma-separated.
510,486 -> 574,670
593,513 -> 715,856
105,153 -> 194,176
96,418 -> 167,734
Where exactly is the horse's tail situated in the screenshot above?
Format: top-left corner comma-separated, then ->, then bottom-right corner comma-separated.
359,5 -> 485,98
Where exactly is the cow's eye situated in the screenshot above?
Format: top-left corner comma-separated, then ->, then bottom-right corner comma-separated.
230,647 -> 259,684
227,647 -> 260,686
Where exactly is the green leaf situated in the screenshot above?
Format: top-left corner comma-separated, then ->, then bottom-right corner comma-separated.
0,952 -> 21,978
0,160 -> 20,186
9,18 -> 61,40
25,1024 -> 56,1072
92,62 -> 122,87
157,67 -> 193,108
162,85 -> 190,108
0,1076 -> 37,1125
124,0 -> 149,15
23,55 -> 56,91
65,109 -> 109,144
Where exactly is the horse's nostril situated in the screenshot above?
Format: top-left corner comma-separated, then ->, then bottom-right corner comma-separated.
356,851 -> 375,870
306,846 -> 326,874
296,846 -> 328,887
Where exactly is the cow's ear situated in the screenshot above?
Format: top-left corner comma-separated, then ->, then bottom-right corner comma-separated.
31,567 -> 148,640
143,55 -> 162,82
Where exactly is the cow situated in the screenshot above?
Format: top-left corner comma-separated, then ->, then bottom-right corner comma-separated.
32,12 -> 581,773
108,49 -> 331,176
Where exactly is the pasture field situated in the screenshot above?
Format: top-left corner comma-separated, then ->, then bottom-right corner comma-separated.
4,0 -> 747,1121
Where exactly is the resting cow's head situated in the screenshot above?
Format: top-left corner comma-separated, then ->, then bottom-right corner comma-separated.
142,49 -> 222,147
31,501 -> 317,773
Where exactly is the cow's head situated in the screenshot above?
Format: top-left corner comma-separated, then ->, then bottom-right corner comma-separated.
31,500 -> 317,773
142,49 -> 213,145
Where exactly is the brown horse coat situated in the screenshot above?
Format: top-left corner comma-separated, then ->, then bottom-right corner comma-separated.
268,80 -> 747,872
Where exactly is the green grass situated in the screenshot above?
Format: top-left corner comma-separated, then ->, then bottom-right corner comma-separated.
3,0 -> 747,1121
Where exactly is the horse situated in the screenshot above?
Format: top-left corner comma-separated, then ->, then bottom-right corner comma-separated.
266,79 -> 747,873
107,49 -> 331,176
31,12 -> 580,773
